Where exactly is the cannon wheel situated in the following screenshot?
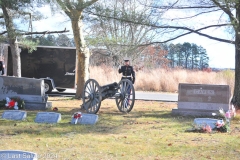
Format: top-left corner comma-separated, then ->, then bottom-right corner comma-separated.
115,79 -> 135,113
82,79 -> 102,114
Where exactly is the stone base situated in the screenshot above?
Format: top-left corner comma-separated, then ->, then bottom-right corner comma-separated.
172,108 -> 221,117
25,102 -> 52,110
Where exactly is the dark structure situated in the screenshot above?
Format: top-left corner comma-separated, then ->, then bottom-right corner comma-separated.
82,79 -> 135,114
7,46 -> 76,93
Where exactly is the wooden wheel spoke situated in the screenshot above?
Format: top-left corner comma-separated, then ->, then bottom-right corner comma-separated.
116,79 -> 135,113
82,79 -> 102,114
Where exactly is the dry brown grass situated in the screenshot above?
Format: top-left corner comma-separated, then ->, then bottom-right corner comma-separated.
89,66 -> 235,93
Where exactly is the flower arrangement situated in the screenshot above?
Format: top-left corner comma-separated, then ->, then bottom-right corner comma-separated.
72,112 -> 82,124
189,105 -> 236,133
0,97 -> 25,110
216,106 -> 235,132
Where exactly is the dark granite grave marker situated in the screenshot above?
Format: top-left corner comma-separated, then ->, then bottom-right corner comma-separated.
0,76 -> 49,110
1,110 -> 27,120
172,83 -> 231,116
35,112 -> 61,123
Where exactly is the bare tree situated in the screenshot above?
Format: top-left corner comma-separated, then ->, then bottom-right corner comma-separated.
52,0 -> 98,98
84,0 -> 161,66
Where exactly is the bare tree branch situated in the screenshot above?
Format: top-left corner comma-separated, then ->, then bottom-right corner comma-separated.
149,5 -> 222,9
106,23 -> 233,46
0,31 -> 7,35
21,28 -> 69,35
150,24 -> 233,44
86,10 -> 233,44
165,0 -> 180,11
211,0 -> 237,27
164,9 -> 222,21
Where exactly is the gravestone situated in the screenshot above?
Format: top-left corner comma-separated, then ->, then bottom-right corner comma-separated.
35,112 -> 61,123
193,118 -> 219,129
0,76 -> 49,110
0,150 -> 37,160
1,110 -> 27,120
172,83 -> 231,116
71,113 -> 98,125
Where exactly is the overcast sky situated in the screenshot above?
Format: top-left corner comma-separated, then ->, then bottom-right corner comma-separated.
30,4 -> 235,69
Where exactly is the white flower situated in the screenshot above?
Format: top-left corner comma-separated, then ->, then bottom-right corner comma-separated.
212,113 -> 217,116
5,97 -> 10,103
219,108 -> 225,116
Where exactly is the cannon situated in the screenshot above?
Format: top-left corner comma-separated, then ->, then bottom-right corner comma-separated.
82,79 -> 135,114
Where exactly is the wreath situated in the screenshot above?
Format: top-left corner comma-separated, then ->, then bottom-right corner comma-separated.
0,97 -> 25,110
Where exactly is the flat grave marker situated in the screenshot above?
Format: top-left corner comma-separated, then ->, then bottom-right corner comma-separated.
193,118 -> 219,129
0,150 -> 37,160
35,112 -> 61,123
71,113 -> 98,125
1,110 -> 27,120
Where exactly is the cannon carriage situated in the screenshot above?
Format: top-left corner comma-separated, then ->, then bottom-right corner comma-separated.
82,79 -> 135,114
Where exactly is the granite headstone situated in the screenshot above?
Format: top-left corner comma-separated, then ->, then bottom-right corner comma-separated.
172,83 -> 231,116
35,112 -> 61,123
1,110 -> 27,120
193,118 -> 219,129
0,76 -> 49,110
0,150 -> 37,160
71,113 -> 98,125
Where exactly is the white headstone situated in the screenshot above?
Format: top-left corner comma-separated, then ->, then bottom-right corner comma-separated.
0,150 -> 37,160
1,110 -> 27,120
35,112 -> 61,123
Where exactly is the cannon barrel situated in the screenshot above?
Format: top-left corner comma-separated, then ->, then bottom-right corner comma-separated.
101,82 -> 118,92
100,82 -> 119,100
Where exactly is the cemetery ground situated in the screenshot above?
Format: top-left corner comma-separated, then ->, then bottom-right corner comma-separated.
0,97 -> 240,160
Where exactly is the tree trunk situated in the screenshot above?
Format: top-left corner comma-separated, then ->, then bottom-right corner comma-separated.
71,12 -> 90,99
1,5 -> 21,77
9,39 -> 21,77
231,5 -> 240,109
232,35 -> 240,108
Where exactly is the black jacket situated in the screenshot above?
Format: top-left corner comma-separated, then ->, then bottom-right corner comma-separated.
118,65 -> 135,83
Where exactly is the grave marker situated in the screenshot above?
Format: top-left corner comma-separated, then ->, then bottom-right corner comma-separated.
1,110 -> 27,120
71,113 -> 98,125
0,76 -> 49,110
172,83 -> 231,116
35,112 -> 61,123
193,118 -> 219,129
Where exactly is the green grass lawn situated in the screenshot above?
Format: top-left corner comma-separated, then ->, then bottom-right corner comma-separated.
0,97 -> 240,160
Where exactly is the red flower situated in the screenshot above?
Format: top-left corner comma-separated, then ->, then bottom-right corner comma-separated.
74,113 -> 81,119
8,100 -> 15,108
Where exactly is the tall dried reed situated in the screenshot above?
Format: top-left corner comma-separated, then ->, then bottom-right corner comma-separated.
90,66 -> 235,93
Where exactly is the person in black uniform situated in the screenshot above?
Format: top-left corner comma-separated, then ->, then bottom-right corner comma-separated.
118,58 -> 135,108
118,58 -> 135,84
